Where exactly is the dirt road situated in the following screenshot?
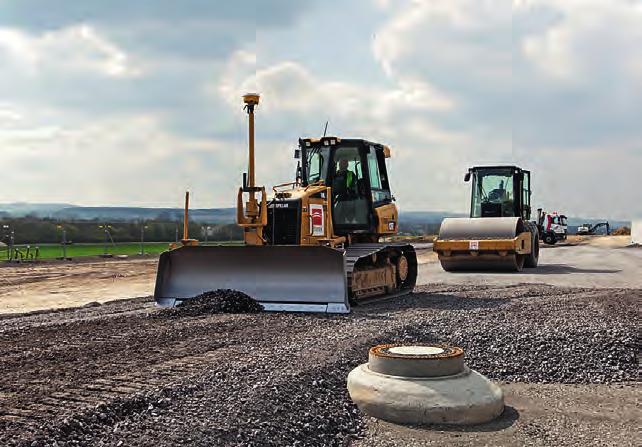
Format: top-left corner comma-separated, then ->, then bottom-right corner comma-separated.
1,237 -> 640,314
419,239 -> 642,289
0,258 -> 157,314
0,284 -> 638,446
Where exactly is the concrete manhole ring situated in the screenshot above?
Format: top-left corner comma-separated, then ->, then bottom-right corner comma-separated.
369,344 -> 465,377
348,344 -> 505,425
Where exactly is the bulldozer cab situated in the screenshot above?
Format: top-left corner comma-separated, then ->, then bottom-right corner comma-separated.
299,137 -> 393,235
466,166 -> 531,220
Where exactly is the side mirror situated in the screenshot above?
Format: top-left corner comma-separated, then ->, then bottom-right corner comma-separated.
464,172 -> 471,182
294,149 -> 301,159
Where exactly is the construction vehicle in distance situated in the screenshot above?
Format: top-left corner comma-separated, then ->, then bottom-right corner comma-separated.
577,221 -> 610,235
154,93 -> 417,313
537,209 -> 568,245
433,166 -> 540,272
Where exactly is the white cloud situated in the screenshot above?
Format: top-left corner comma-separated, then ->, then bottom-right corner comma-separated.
0,110 -> 245,208
365,0 -> 641,218
218,55 -> 453,122
0,1 -> 638,220
521,1 -> 642,87
214,53 -> 508,213
0,105 -> 23,126
217,49 -> 258,105
0,25 -> 141,78
373,0 -> 513,85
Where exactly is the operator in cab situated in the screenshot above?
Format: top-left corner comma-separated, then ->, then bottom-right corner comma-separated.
333,158 -> 357,199
332,156 -> 358,223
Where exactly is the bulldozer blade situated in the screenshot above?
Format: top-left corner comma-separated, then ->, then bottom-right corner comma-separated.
435,217 -> 526,272
154,245 -> 349,313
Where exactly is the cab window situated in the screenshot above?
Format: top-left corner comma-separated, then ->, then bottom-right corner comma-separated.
368,146 -> 391,204
304,146 -> 330,184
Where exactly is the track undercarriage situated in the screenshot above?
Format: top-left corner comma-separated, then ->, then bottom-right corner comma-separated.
346,243 -> 417,302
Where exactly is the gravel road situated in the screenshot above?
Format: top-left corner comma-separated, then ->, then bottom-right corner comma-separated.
1,283 -> 639,447
420,243 -> 642,289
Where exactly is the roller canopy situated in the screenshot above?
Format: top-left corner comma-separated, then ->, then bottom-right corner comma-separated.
154,245 -> 349,313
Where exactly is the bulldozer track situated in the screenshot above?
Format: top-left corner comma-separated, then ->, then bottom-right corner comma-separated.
345,242 -> 417,300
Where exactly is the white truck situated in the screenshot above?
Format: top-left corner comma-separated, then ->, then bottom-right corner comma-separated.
537,209 -> 568,245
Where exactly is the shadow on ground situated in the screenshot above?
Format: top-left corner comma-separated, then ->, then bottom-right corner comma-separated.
357,292 -> 512,313
533,264 -> 620,274
395,405 -> 520,433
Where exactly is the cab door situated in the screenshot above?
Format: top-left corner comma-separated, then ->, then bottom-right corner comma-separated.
365,145 -> 396,234
328,145 -> 372,234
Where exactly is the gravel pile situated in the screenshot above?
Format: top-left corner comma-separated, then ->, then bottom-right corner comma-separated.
161,289 -> 264,317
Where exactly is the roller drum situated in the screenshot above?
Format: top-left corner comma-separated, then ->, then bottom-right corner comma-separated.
439,253 -> 525,272
436,217 -> 527,272
438,217 -> 523,240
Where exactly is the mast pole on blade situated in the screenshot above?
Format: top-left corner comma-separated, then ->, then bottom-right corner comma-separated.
237,93 -> 267,245
181,190 -> 198,246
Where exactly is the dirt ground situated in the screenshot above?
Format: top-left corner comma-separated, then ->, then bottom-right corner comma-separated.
0,236 -> 639,446
0,258 -> 157,314
356,382 -> 639,447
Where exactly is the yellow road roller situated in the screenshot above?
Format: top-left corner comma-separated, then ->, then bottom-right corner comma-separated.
433,166 -> 539,272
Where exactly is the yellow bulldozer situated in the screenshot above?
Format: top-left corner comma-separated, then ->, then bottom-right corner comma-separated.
154,93 -> 417,313
433,165 -> 540,271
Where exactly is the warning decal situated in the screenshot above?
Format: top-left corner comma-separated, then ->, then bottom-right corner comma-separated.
310,204 -> 324,236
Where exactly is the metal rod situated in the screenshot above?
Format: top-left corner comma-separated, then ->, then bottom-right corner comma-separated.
248,107 -> 255,198
183,191 -> 190,240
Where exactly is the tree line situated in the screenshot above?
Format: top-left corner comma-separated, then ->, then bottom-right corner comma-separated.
0,217 -> 242,245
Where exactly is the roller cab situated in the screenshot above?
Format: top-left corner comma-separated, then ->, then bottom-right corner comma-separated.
434,166 -> 539,272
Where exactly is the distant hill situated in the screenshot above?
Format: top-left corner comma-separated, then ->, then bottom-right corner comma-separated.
0,202 -> 74,218
400,211 -> 466,224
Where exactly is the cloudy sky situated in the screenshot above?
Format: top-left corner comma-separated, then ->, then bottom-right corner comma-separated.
0,0 -> 640,219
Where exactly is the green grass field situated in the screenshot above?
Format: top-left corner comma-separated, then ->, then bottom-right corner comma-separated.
1,241 -> 242,261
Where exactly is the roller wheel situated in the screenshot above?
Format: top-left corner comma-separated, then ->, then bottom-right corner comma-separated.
524,229 -> 539,268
